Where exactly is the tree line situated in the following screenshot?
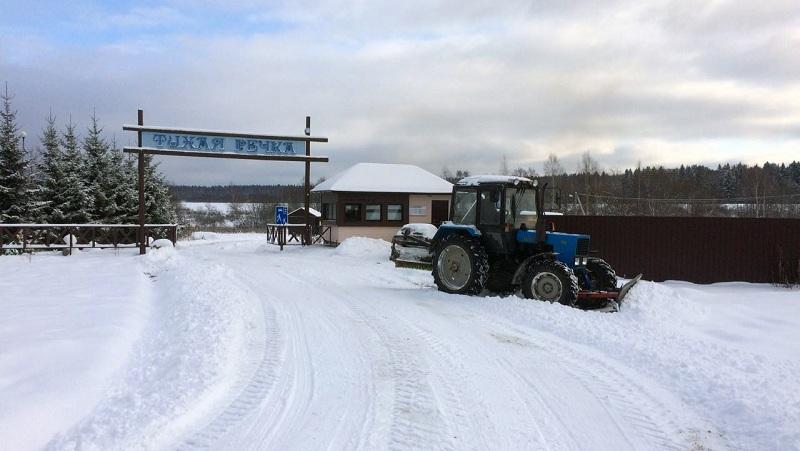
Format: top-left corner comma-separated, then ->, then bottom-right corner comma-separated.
0,86 -> 174,225
444,152 -> 800,218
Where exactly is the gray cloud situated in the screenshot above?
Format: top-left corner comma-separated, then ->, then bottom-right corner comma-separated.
2,0 -> 799,184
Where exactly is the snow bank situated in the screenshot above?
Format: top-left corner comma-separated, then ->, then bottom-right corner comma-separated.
45,247 -> 261,450
191,231 -> 221,240
0,251 -> 151,451
151,238 -> 174,249
333,236 -> 391,260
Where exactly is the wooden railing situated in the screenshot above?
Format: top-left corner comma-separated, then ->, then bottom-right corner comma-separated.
266,224 -> 333,250
0,224 -> 178,254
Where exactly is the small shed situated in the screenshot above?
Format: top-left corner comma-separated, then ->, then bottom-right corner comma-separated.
288,206 -> 322,234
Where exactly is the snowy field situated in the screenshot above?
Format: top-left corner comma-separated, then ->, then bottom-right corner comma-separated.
1,234 -> 799,451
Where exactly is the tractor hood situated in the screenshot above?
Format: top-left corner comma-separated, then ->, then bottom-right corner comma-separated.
516,230 -> 591,267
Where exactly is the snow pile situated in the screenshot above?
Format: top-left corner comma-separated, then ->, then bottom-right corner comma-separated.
43,247 -> 261,450
0,252 -> 152,451
151,238 -> 174,249
333,236 -> 392,260
191,231 -> 221,240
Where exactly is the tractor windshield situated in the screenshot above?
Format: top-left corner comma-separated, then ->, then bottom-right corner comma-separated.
505,187 -> 537,229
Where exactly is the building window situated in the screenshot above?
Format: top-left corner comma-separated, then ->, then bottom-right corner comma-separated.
366,204 -> 381,221
322,202 -> 336,220
344,204 -> 362,222
387,204 -> 403,221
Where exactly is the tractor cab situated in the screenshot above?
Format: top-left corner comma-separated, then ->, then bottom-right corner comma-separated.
444,175 -> 585,268
429,175 -> 640,310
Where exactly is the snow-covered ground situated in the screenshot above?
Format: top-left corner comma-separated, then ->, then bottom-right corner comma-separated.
1,234 -> 799,450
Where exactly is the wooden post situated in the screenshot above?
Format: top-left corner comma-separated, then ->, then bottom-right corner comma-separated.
137,109 -> 146,255
304,116 -> 311,245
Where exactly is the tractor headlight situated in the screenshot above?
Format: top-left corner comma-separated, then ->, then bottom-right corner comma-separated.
575,256 -> 587,266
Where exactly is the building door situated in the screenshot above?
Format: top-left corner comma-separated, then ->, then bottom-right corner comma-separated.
431,200 -> 449,226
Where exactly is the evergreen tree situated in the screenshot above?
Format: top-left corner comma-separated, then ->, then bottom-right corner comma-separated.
59,121 -> 93,223
83,113 -> 114,221
38,113 -> 67,222
142,155 -> 176,224
0,85 -> 37,223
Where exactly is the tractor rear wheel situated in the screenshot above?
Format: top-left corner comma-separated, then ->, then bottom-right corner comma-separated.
581,257 -> 617,291
432,234 -> 488,295
522,259 -> 579,306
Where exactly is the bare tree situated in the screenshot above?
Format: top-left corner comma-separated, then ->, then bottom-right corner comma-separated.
579,151 -> 599,213
543,153 -> 564,186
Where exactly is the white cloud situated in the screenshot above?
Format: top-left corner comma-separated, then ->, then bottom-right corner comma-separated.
2,0 -> 799,184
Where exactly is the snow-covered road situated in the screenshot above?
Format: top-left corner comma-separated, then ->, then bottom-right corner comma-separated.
3,234 -> 799,450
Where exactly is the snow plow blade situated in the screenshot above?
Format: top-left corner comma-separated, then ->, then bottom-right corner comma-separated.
576,274 -> 642,312
617,274 -> 643,303
390,224 -> 436,270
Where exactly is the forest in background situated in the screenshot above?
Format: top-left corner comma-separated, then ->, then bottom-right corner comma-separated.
171,153 -> 800,220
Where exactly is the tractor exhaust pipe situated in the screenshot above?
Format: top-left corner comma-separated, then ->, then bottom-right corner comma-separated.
535,182 -> 548,244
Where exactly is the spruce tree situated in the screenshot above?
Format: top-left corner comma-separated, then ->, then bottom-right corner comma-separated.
83,113 -> 114,222
38,113 -> 67,222
143,155 -> 176,224
60,121 -> 93,223
0,85 -> 36,223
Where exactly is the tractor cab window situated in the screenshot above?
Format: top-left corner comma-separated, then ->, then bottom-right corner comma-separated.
479,187 -> 503,225
505,188 -> 537,229
452,189 -> 477,225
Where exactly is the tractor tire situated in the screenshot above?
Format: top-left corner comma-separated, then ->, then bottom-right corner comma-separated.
582,257 -> 617,291
522,259 -> 579,306
432,234 -> 489,295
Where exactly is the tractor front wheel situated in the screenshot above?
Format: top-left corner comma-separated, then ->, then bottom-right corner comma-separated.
432,234 -> 488,295
579,257 -> 618,291
522,259 -> 579,306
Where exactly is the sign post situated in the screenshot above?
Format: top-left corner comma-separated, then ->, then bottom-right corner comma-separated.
137,110 -> 145,255
304,116 -> 311,245
124,114 -> 329,254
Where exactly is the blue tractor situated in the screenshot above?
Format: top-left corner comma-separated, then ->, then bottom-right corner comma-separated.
430,175 -> 640,309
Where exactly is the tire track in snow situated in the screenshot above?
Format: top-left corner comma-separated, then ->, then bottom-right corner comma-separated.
177,299 -> 282,450
469,311 -> 690,450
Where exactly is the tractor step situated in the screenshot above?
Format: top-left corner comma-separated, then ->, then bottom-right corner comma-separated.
394,259 -> 433,271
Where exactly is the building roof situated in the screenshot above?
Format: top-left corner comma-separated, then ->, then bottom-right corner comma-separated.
312,163 -> 453,194
289,207 -> 321,217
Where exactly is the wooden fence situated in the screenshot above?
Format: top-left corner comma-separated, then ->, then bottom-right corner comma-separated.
0,224 -> 178,254
550,216 -> 800,284
266,224 -> 332,250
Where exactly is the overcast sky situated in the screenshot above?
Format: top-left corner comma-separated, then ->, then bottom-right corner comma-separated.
1,0 -> 798,185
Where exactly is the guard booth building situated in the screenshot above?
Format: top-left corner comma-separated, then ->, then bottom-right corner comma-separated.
312,163 -> 453,243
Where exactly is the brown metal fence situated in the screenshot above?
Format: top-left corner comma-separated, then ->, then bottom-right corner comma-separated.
550,216 -> 800,284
